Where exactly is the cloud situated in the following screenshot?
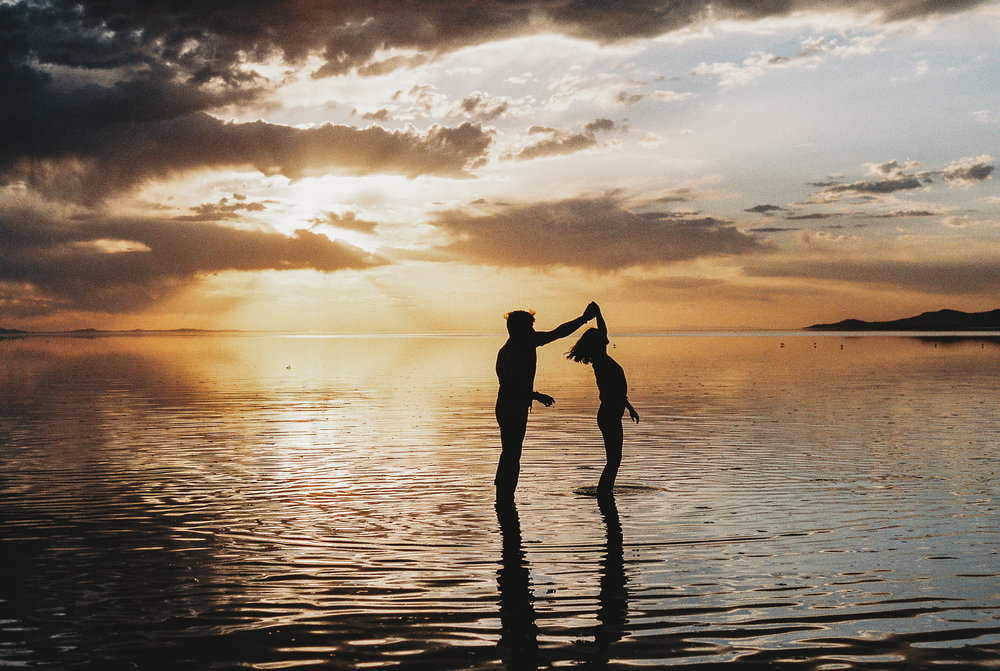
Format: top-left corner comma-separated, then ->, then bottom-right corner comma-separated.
546,70 -> 694,111
812,175 -> 926,197
309,211 -> 379,234
786,212 -> 843,220
804,159 -> 934,203
691,35 -> 885,87
795,230 -> 853,249
429,194 -> 768,270
584,118 -> 617,134
457,92 -> 510,121
360,109 -> 392,121
692,51 -> 792,87
651,189 -> 699,205
1,8 -> 496,204
972,110 -> 998,125
746,204 -> 787,214
1,113 -> 494,202
513,132 -> 598,160
804,156 -> 994,204
750,227 -> 800,233
508,119 -> 618,161
5,1 -> 988,86
940,215 -> 986,228
3,1 -> 985,204
0,207 -> 385,315
173,195 -> 269,222
868,209 -> 939,218
941,155 -> 995,185
890,58 -> 930,82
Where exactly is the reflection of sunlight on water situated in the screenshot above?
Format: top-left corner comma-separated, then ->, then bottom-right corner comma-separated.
2,333 -> 999,668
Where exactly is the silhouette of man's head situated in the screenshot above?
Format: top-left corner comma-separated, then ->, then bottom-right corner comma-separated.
505,310 -> 536,337
566,328 -> 608,364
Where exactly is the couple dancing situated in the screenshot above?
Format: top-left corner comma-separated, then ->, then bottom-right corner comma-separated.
495,302 -> 639,499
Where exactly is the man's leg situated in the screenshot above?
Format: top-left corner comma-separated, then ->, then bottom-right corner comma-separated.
495,407 -> 528,497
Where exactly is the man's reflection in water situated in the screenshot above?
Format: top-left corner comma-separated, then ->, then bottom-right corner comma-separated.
595,494 -> 627,665
496,498 -> 539,668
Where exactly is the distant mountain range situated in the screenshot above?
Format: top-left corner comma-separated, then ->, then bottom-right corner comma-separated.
807,308 -> 1000,331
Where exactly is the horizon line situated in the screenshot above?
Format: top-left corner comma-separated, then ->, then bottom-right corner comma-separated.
5,327 -> 1000,339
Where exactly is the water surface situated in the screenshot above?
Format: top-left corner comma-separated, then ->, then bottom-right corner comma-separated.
2,334 -> 998,669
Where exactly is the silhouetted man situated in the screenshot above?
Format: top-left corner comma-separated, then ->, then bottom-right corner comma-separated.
495,302 -> 597,497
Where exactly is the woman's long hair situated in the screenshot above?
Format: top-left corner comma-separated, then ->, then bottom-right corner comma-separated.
566,328 -> 605,364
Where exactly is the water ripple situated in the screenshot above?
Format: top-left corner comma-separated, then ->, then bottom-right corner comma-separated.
1,335 -> 999,668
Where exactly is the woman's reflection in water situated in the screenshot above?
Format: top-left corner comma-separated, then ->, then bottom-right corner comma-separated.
595,494 -> 628,666
496,498 -> 539,668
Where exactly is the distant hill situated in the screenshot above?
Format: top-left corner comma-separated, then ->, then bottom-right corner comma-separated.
0,327 -> 27,335
807,308 -> 1000,331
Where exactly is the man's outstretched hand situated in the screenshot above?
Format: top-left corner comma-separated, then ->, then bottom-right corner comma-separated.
533,392 -> 555,407
583,301 -> 600,320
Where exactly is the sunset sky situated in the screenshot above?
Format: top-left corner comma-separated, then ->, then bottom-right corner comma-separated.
2,0 -> 998,332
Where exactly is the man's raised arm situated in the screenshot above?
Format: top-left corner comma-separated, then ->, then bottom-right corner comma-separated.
535,302 -> 598,346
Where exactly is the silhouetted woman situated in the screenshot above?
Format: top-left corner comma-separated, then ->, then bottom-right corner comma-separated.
566,305 -> 639,495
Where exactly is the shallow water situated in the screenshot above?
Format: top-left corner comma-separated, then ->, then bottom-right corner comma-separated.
2,333 -> 999,669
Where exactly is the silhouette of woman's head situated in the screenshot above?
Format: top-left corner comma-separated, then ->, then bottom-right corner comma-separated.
567,328 -> 608,364
505,310 -> 536,336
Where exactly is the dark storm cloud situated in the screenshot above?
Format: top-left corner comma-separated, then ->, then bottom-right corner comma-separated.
745,256 -> 1000,296
2,114 -> 493,202
7,1 -> 986,82
1,2 -> 497,203
1,1 -> 988,202
0,208 -> 385,314
430,195 -> 768,270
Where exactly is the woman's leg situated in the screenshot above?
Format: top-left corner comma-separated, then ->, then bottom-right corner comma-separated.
597,407 -> 623,494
